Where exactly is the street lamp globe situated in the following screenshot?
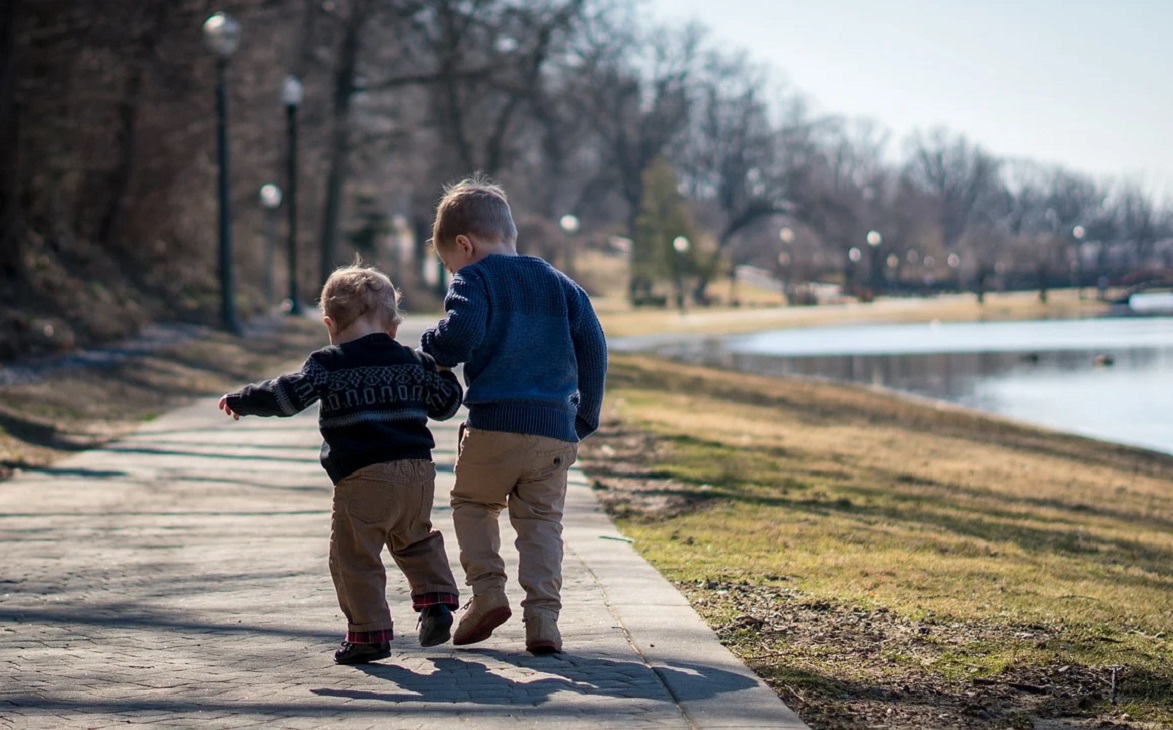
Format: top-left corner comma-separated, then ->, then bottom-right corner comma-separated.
559,214 -> 580,235
202,12 -> 242,58
947,253 -> 961,268
779,227 -> 795,244
282,75 -> 304,107
848,247 -> 862,263
866,230 -> 882,247
259,183 -> 283,209
886,254 -> 899,269
1073,225 -> 1086,240
672,236 -> 690,253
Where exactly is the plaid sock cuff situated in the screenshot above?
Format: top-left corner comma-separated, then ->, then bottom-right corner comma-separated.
346,628 -> 394,644
412,591 -> 459,611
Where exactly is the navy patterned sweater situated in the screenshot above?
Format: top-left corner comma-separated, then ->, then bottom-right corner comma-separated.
223,333 -> 463,484
420,254 -> 607,443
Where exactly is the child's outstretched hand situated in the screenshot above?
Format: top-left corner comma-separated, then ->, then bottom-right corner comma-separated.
218,395 -> 241,420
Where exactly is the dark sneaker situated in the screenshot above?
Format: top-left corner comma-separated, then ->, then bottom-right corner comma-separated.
334,641 -> 391,665
417,605 -> 453,647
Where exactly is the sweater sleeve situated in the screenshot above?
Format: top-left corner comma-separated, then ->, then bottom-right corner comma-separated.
416,350 -> 464,421
223,357 -> 327,417
569,286 -> 607,440
420,272 -> 488,368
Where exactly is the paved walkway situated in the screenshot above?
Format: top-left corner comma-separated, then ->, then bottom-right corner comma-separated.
0,331 -> 806,728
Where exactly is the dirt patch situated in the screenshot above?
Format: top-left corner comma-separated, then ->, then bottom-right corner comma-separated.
584,422 -> 721,519
578,417 -> 1169,730
681,579 -> 1155,730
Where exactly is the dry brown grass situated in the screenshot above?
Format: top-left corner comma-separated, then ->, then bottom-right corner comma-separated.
0,317 -> 324,480
580,354 -> 1173,729
596,286 -> 1107,338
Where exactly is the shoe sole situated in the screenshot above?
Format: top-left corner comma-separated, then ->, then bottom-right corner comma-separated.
526,641 -> 561,655
452,607 -> 512,646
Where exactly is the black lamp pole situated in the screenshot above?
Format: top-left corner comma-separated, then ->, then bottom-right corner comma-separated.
283,75 -> 304,315
259,184 -> 282,305
204,11 -> 242,334
214,58 -> 239,333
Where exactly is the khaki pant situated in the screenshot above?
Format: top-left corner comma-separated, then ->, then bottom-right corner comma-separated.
329,460 -> 458,634
451,426 -> 578,619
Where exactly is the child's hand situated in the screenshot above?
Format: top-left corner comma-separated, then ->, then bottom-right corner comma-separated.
218,395 -> 241,420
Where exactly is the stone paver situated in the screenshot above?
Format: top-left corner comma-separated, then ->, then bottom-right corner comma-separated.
0,322 -> 806,729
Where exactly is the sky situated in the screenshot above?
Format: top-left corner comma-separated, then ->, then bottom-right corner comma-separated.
647,0 -> 1173,198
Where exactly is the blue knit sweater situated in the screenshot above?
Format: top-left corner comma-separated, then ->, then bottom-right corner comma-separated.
420,254 -> 607,442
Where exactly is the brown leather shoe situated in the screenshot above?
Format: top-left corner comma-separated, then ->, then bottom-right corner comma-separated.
524,614 -> 562,655
452,590 -> 511,646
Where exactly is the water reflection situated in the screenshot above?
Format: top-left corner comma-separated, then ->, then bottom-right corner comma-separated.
656,317 -> 1173,456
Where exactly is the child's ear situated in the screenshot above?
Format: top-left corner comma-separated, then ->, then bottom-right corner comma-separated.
455,234 -> 474,258
323,315 -> 337,335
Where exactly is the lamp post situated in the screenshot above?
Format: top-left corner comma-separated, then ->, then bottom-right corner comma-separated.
866,230 -> 882,299
672,235 -> 690,313
259,183 -> 282,305
203,11 -> 242,333
559,214 -> 579,277
282,75 -> 304,315
1073,225 -> 1086,299
947,252 -> 962,294
779,227 -> 795,304
847,246 -> 862,298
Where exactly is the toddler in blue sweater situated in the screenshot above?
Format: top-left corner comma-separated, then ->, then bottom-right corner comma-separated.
421,175 -> 607,654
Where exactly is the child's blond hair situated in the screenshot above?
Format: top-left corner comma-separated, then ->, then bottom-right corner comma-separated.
431,173 -> 518,250
319,263 -> 402,331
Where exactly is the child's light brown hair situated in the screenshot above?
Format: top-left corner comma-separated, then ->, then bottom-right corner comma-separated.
319,263 -> 402,331
431,173 -> 518,250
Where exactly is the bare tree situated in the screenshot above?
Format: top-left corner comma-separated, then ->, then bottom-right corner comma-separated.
906,128 -> 1001,300
678,51 -> 811,302
1114,179 -> 1161,272
0,0 -> 19,278
521,0 -> 617,221
94,4 -> 171,252
316,0 -> 376,287
1044,168 -> 1104,297
799,118 -> 893,297
580,22 -> 703,239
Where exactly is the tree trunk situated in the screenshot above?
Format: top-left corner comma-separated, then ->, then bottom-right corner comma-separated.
97,6 -> 165,251
0,0 -> 20,279
692,264 -> 715,305
318,0 -> 366,287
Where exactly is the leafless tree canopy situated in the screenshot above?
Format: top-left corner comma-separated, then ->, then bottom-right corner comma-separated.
1,0 -> 1170,357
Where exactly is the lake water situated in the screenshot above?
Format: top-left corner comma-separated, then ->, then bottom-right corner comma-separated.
649,316 -> 1173,456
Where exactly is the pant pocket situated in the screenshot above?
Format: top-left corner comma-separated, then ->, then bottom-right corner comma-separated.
336,469 -> 394,526
531,442 -> 577,481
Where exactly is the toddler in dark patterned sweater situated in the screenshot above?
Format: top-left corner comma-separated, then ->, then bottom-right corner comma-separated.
219,264 -> 463,665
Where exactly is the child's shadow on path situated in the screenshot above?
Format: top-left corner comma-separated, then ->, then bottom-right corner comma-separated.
310,648 -> 755,707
